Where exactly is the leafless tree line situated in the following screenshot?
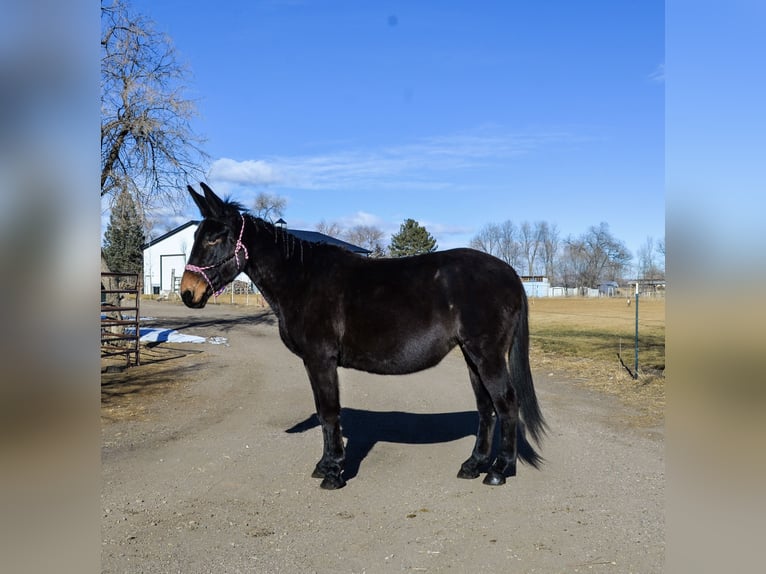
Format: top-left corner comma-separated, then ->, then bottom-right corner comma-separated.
469,219 -> 664,289
469,220 -> 561,280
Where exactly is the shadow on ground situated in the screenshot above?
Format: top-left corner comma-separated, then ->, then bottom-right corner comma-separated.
146,311 -> 276,334
286,408 -> 543,483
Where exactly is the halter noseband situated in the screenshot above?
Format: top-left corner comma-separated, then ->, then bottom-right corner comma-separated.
185,214 -> 249,296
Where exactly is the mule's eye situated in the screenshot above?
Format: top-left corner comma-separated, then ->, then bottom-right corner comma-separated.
203,228 -> 227,246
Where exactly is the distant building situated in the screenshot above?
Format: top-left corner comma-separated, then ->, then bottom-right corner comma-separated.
598,281 -> 620,296
626,279 -> 666,296
520,276 -> 550,298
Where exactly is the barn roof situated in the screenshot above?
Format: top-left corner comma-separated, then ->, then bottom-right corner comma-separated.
142,220 -> 199,249
142,220 -> 370,255
286,229 -> 371,255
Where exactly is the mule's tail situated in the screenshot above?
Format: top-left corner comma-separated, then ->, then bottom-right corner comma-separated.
511,291 -> 548,468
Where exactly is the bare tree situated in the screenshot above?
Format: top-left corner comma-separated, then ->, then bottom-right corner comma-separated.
469,221 -> 521,269
560,238 -> 588,289
315,220 -> 343,238
520,221 -> 546,276
344,225 -> 387,257
538,221 -> 560,284
497,221 -> 522,269
101,0 -> 207,214
252,192 -> 287,222
563,223 -> 632,289
637,236 -> 665,280
311,219 -> 388,256
469,223 -> 501,256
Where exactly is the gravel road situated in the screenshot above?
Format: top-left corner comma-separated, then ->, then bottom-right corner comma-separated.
102,300 -> 664,573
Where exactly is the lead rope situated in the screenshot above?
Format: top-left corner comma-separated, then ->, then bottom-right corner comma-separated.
185,215 -> 249,296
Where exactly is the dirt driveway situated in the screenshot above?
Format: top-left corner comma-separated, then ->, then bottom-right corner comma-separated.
102,300 -> 664,573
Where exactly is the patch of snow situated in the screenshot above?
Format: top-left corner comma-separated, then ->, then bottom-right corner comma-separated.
124,327 -> 207,344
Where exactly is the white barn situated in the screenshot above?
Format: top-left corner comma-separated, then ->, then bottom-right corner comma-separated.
143,221 -> 199,295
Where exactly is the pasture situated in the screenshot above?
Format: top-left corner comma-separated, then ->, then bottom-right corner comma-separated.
528,296 -> 665,423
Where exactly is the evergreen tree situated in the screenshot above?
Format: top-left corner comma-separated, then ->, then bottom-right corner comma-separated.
389,218 -> 438,257
103,188 -> 145,277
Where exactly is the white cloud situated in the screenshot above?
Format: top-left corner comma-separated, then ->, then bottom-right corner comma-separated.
208,157 -> 282,186
648,63 -> 665,83
206,128 -> 577,193
339,211 -> 387,228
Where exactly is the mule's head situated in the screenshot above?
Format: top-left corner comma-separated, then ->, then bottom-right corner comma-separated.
180,182 -> 248,308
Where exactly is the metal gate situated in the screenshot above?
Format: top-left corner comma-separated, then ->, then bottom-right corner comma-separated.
101,272 -> 141,367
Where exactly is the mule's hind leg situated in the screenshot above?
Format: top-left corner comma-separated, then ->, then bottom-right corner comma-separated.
457,363 -> 496,479
304,358 -> 346,489
462,346 -> 519,486
481,369 -> 518,486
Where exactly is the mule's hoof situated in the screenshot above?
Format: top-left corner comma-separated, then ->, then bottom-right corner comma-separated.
311,467 -> 325,479
457,466 -> 481,479
320,475 -> 346,490
482,471 -> 506,486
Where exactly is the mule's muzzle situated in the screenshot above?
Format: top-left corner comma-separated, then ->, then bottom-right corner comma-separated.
181,288 -> 208,308
180,271 -> 210,308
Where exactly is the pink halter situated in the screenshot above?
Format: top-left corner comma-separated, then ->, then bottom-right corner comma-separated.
185,215 -> 249,296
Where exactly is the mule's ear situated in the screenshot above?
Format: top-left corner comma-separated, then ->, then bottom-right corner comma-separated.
188,184 -> 212,218
200,182 -> 226,217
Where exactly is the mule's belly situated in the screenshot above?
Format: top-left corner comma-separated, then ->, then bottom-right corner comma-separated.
338,322 -> 457,375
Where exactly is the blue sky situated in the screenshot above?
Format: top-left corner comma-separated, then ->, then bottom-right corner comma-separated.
127,0 -> 664,261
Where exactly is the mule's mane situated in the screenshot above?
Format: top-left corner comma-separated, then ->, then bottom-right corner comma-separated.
218,195 -> 247,213
210,196 -> 354,265
249,212 -> 357,267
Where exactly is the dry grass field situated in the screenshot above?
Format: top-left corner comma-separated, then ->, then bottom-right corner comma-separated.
528,296 -> 665,425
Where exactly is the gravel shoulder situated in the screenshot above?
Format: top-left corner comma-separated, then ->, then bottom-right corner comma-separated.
102,300 -> 664,573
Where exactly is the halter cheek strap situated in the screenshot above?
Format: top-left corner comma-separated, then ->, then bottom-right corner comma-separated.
185,215 -> 249,296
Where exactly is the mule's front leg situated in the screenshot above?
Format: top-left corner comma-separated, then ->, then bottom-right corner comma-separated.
304,359 -> 346,489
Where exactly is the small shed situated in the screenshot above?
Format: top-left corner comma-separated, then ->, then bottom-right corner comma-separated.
520,275 -> 550,298
598,281 -> 620,296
